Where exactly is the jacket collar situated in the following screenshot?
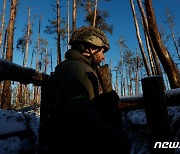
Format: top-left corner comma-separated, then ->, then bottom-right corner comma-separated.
65,49 -> 91,66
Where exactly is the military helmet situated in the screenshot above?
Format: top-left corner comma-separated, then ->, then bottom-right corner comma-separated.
69,26 -> 110,52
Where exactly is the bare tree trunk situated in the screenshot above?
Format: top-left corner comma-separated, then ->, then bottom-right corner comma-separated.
120,75 -> 124,96
92,0 -> 98,27
72,0 -> 77,31
0,20 -> 7,103
120,65 -> 124,96
137,0 -> 162,76
0,0 -> 6,55
56,0 -> 61,64
30,48 -> 35,68
115,68 -> 119,95
129,68 -> 133,95
16,83 -> 22,108
66,0 -> 70,50
4,0 -> 17,61
44,43 -> 48,73
36,16 -> 42,71
118,36 -> 127,96
130,0 -> 151,76
126,70 -> 130,95
142,19 -> 156,75
86,1 -> 92,14
33,86 -> 37,105
18,83 -> 23,106
135,49 -> 139,94
165,8 -> 180,59
1,0 -> 17,109
34,16 -> 42,104
123,78 -> 126,96
23,8 -> 31,67
149,37 -> 163,76
138,1 -> 156,75
2,27 -> 7,59
19,8 -> 31,107
50,49 -> 53,72
170,28 -> 180,59
145,0 -> 180,88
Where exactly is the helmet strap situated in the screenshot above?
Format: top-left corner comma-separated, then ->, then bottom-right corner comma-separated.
88,48 -> 99,67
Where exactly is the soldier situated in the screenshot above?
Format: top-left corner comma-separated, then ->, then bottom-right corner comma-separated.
42,26 -> 130,153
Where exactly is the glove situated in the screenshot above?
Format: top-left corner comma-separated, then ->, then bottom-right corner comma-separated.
93,90 -> 119,118
93,90 -> 124,130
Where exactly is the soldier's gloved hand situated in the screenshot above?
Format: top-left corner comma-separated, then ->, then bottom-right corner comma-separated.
93,90 -> 124,131
93,90 -> 119,118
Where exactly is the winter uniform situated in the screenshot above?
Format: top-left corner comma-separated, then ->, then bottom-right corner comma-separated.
53,49 -> 102,104
39,26 -> 131,153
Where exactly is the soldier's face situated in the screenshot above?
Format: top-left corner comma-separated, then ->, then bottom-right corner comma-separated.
83,47 -> 105,65
93,48 -> 105,65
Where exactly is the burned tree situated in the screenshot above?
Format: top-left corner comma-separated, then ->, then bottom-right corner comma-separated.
145,0 -> 180,88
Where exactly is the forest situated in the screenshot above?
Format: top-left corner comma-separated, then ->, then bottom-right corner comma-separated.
0,0 -> 179,110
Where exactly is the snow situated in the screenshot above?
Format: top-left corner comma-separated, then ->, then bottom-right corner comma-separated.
0,122 -> 26,136
0,108 -> 40,153
0,105 -> 179,153
124,106 -> 180,154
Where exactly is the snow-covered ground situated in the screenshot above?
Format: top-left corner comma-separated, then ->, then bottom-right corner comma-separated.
0,106 -> 179,154
0,107 -> 40,153
125,106 -> 180,153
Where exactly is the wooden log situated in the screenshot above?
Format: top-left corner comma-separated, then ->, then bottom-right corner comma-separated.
118,102 -> 143,111
141,76 -> 174,153
118,89 -> 180,111
0,58 -> 49,86
118,94 -> 144,111
98,64 -> 112,93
